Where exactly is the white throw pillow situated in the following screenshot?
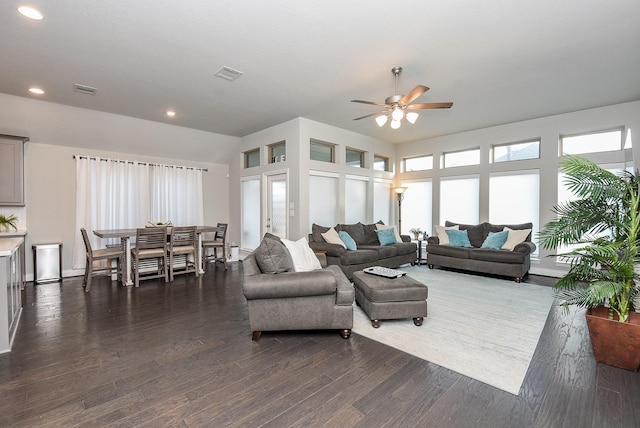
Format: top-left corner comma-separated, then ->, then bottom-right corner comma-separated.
321,227 -> 346,248
375,224 -> 402,243
281,237 -> 323,272
501,227 -> 532,250
434,225 -> 459,246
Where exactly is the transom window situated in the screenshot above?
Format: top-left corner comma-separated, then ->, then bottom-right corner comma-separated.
442,148 -> 480,168
310,139 -> 335,163
243,148 -> 260,168
402,155 -> 433,172
346,148 -> 365,168
268,141 -> 286,164
561,128 -> 625,155
373,154 -> 390,172
492,140 -> 540,163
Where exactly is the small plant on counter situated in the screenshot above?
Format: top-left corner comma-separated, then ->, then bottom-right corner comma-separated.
409,228 -> 423,240
0,214 -> 18,232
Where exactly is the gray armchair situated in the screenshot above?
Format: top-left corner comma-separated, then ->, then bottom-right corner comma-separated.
242,237 -> 354,341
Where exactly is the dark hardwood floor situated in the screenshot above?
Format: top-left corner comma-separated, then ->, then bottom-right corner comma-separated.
1,263 -> 638,427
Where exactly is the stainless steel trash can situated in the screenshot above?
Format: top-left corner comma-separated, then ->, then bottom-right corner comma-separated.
33,243 -> 62,284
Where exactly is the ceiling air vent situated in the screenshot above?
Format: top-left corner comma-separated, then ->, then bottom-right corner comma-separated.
74,84 -> 97,95
214,66 -> 243,81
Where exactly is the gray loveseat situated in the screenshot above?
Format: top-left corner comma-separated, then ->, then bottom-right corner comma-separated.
242,234 -> 354,340
426,221 -> 536,282
308,222 -> 417,280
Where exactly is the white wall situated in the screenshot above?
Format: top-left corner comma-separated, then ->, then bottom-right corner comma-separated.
396,100 -> 640,276
0,94 -> 236,280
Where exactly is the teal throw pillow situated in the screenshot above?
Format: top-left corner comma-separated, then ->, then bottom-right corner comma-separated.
338,231 -> 357,251
481,231 -> 509,249
376,228 -> 397,246
445,229 -> 473,248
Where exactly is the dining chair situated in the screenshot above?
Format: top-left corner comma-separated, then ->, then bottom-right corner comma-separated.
202,222 -> 228,270
168,226 -> 198,281
131,226 -> 169,287
80,228 -> 122,292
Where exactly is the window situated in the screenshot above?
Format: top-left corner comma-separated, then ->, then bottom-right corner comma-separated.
401,180 -> 432,238
373,180 -> 391,224
244,148 -> 260,168
443,148 -> 480,168
268,141 -> 286,164
561,128 -> 624,155
310,139 -> 335,163
492,140 -> 540,162
440,175 -> 479,225
345,175 -> 367,223
403,155 -> 433,172
489,170 -> 539,256
374,154 -> 390,172
346,148 -> 365,168
309,172 -> 339,227
241,178 -> 261,250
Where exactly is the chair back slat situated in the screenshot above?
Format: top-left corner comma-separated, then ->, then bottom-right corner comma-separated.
215,223 -> 228,241
170,226 -> 197,248
136,227 -> 168,250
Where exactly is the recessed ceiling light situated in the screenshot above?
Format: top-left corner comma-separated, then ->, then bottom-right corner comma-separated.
18,6 -> 44,20
29,87 -> 45,95
166,110 -> 176,117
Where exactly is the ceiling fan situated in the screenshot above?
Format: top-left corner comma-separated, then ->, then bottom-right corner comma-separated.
351,66 -> 453,129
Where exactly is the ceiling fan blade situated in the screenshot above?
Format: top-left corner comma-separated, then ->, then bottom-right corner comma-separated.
407,102 -> 453,110
353,111 -> 387,121
400,85 -> 429,105
351,99 -> 388,107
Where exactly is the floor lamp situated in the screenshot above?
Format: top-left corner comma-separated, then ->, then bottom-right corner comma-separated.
393,187 -> 408,235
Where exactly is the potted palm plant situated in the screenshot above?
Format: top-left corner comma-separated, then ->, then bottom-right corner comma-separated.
539,156 -> 640,371
409,228 -> 423,241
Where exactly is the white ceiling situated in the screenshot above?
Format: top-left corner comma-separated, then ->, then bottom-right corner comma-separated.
2,0 -> 640,147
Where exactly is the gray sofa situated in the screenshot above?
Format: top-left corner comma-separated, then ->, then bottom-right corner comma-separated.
242,234 -> 354,340
308,222 -> 417,280
426,221 -> 536,282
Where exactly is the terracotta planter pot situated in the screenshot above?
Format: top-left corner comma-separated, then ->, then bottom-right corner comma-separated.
585,306 -> 640,371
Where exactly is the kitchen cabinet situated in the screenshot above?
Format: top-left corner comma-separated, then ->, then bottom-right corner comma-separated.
0,237 -> 23,353
0,135 -> 28,206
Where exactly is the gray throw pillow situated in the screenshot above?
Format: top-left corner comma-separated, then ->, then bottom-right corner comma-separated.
254,237 -> 295,274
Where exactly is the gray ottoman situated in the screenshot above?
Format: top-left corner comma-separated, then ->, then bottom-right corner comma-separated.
352,271 -> 428,328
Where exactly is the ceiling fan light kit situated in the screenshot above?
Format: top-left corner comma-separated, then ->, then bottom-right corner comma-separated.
352,66 -> 452,130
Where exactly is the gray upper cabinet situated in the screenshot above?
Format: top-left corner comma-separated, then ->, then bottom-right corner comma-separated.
0,135 -> 28,206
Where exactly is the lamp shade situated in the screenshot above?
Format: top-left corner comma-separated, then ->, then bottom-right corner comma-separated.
375,115 -> 388,127
391,107 -> 404,121
406,112 -> 419,124
390,119 -> 401,129
393,186 -> 408,195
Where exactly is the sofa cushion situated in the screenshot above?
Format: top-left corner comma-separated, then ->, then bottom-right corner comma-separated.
311,223 -> 330,243
339,249 -> 378,265
446,229 -> 473,247
502,227 -> 532,250
363,221 -> 384,245
434,224 -> 459,245
376,228 -> 398,246
426,244 -> 472,259
254,236 -> 295,274
358,244 -> 397,258
391,242 -> 418,256
281,237 -> 322,272
469,248 -> 526,264
338,231 -> 358,250
321,227 -> 346,248
376,224 -> 402,243
481,231 -> 509,249
336,223 -> 366,245
445,221 -> 485,248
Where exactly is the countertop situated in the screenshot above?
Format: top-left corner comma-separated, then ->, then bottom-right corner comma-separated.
0,237 -> 24,257
0,230 -> 27,237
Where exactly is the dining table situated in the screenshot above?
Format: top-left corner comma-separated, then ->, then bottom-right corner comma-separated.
93,225 -> 221,286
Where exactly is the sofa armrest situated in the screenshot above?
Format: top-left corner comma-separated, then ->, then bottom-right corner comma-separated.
513,241 -> 536,255
243,270 -> 336,300
427,236 -> 440,245
308,241 -> 347,257
401,234 -> 411,243
324,265 -> 355,305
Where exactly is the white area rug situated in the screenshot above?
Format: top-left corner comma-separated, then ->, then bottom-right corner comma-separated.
352,266 -> 555,395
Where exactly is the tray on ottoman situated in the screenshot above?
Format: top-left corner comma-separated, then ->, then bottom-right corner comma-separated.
352,270 -> 428,328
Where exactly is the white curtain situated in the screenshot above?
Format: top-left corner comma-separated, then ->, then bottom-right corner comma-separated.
74,157 -> 149,269
150,165 -> 204,226
73,157 -> 204,270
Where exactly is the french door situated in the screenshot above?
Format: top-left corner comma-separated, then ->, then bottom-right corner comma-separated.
266,173 -> 288,239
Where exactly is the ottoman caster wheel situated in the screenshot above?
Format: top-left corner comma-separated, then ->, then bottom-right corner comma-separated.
413,317 -> 423,326
371,320 -> 381,328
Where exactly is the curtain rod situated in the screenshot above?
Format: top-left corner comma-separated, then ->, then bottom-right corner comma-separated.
73,155 -> 208,172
